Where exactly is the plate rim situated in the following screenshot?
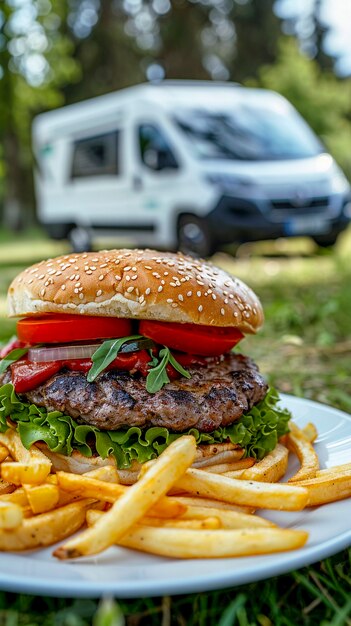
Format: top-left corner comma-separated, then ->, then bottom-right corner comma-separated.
0,393 -> 350,599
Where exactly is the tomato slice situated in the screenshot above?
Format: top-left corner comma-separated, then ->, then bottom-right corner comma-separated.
139,321 -> 244,356
17,315 -> 132,345
11,360 -> 62,394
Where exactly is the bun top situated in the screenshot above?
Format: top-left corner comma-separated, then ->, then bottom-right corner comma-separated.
8,249 -> 264,333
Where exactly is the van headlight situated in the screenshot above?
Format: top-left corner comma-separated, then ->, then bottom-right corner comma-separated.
330,168 -> 350,194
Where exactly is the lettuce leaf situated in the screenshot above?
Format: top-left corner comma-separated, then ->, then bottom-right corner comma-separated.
0,383 -> 290,469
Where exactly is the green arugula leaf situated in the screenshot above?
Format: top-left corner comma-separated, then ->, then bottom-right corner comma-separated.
87,335 -> 143,382
146,346 -> 190,393
168,351 -> 191,379
146,348 -> 170,393
0,348 -> 29,375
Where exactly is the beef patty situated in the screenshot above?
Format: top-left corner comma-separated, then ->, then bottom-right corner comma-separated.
14,353 -> 268,432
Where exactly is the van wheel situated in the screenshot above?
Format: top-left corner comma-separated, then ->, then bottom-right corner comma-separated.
313,234 -> 338,248
69,227 -> 92,253
177,215 -> 215,258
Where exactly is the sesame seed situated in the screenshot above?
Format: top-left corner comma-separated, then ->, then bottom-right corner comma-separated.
132,266 -> 137,271
115,275 -> 121,281
28,279 -> 33,284
131,275 -> 138,280
79,293 -> 84,300
125,275 -> 130,282
55,272 -> 62,277
124,266 -> 131,272
75,282 -> 81,287
144,265 -> 152,270
212,294 -> 217,300
178,294 -> 184,301
74,288 -> 79,294
158,286 -> 163,292
114,260 -> 120,265
69,274 -> 75,280
145,288 -> 151,295
167,298 -> 173,304
75,274 -> 80,280
164,271 -> 169,276
61,285 -> 66,291
139,296 -> 145,303
197,291 -> 201,297
221,308 -> 225,316
187,291 -> 192,297
171,303 -> 178,308
234,311 -> 239,317
244,311 -> 250,318
90,266 -> 97,271
198,305 -> 203,312
170,282 -> 177,287
224,298 -> 229,304
100,263 -> 107,268
161,280 -> 165,285
126,286 -> 134,293
86,270 -> 93,275
40,288 -> 46,297
98,274 -> 104,281
96,290 -> 102,297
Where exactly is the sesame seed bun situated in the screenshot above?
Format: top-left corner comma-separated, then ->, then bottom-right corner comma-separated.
8,249 -> 264,333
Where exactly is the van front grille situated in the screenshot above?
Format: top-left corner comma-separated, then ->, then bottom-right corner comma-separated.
271,196 -> 330,211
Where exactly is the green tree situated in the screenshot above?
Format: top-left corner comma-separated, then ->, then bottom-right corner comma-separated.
251,38 -> 351,178
0,0 -> 80,227
229,0 -> 282,81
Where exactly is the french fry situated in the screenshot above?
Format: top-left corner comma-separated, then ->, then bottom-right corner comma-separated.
0,499 -> 95,551
0,430 -> 51,485
0,501 -> 23,529
203,458 -> 255,474
234,444 -> 289,483
302,422 -> 318,443
298,472 -> 351,506
23,483 -> 60,514
86,509 -> 221,530
56,471 -> 187,518
0,487 -> 28,506
0,444 -> 9,463
54,436 -> 197,559
175,467 -> 308,511
0,478 -> 16,496
86,510 -> 308,558
223,470 -> 245,479
143,517 -> 221,530
286,422 -> 319,482
316,463 -> 351,477
180,506 -> 276,529
169,495 -> 255,515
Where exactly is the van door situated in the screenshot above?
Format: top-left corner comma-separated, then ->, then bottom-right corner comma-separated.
132,122 -> 183,247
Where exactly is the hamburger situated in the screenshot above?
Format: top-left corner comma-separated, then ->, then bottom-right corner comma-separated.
0,249 -> 290,482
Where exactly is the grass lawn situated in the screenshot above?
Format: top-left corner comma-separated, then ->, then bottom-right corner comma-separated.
0,228 -> 350,625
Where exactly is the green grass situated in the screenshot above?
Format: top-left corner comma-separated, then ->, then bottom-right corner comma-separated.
0,228 -> 351,625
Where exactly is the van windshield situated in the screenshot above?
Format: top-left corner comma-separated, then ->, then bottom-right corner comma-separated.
174,103 -> 323,161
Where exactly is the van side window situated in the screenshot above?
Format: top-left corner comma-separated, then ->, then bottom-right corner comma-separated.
138,124 -> 178,171
71,131 -> 119,178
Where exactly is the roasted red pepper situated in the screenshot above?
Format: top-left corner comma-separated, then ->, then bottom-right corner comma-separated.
11,360 -> 62,393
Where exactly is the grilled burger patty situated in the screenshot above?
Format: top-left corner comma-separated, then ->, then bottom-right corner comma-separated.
12,353 -> 268,432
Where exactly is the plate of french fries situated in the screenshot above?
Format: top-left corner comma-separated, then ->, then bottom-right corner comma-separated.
0,394 -> 350,598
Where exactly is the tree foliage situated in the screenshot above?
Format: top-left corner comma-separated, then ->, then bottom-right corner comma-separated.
251,38 -> 351,177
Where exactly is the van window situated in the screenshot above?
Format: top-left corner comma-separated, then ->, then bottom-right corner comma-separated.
174,106 -> 323,161
71,131 -> 119,177
138,124 -> 178,171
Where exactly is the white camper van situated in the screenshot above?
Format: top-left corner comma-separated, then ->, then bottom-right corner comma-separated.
33,81 -> 350,255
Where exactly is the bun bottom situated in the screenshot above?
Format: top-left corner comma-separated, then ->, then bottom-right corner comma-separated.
39,442 -> 246,485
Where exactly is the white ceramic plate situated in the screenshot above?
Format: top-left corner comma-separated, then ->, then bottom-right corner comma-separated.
0,394 -> 350,598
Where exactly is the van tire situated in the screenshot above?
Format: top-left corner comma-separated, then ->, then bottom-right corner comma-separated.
313,234 -> 338,248
177,215 -> 215,258
69,227 -> 92,253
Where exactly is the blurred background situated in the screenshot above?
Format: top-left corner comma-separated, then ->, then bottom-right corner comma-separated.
1,3 -> 351,622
